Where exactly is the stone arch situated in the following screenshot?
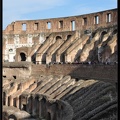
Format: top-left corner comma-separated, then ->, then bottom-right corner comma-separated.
112,29 -> 117,36
67,35 -> 72,40
20,52 -> 26,61
8,114 -> 17,120
56,36 -> 62,40
63,34 -> 72,40
99,31 -> 108,42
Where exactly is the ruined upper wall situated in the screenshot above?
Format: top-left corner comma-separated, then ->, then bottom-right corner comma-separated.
3,9 -> 117,34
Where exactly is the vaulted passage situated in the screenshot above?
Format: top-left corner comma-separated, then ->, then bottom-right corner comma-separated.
20,52 -> 26,61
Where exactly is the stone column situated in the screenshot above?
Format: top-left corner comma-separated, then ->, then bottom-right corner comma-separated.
26,95 -> 32,114
27,56 -> 31,62
31,94 -> 36,117
9,96 -> 13,106
38,95 -> 43,118
5,95 -> 8,106
16,96 -> 19,108
46,54 -> 52,64
56,54 -> 60,63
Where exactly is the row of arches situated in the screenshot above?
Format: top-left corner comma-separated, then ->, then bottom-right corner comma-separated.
15,28 -> 117,64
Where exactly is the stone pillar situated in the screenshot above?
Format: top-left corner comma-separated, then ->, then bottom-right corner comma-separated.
31,94 -> 36,117
5,95 -> 8,106
65,54 -> 71,63
36,54 -> 42,64
56,54 -> 60,63
46,55 -> 52,64
16,96 -> 19,108
9,96 -> 13,106
27,56 -> 31,62
38,95 -> 44,119
26,95 -> 32,114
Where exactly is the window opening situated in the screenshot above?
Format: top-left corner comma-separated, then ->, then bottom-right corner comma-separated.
83,18 -> 87,25
34,23 -> 39,30
106,13 -> 111,22
12,25 -> 14,31
71,20 -> 75,31
22,23 -> 26,31
94,16 -> 99,24
59,20 -> 63,28
47,22 -> 51,29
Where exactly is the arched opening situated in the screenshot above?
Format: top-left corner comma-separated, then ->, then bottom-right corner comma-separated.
8,114 -> 17,120
52,53 -> 56,63
100,31 -> 107,42
20,52 -> 26,61
67,35 -> 72,40
56,36 -> 62,40
22,104 -> 26,111
60,52 -> 65,63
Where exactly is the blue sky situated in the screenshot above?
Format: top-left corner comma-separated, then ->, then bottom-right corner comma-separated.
3,0 -> 117,30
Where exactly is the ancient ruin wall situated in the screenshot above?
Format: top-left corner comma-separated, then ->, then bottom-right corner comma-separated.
3,9 -> 117,34
31,64 -> 117,84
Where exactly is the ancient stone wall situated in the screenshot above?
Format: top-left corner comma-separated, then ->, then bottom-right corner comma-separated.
31,64 -> 117,84
3,62 -> 32,79
2,9 -> 117,63
3,9 -> 117,34
2,75 -> 117,120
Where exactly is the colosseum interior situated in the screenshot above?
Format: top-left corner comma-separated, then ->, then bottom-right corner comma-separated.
2,8 -> 118,120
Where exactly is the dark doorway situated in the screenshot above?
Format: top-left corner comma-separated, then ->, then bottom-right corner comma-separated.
20,52 -> 26,61
47,112 -> 51,120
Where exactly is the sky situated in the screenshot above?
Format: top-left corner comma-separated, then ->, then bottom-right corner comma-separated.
3,0 -> 117,30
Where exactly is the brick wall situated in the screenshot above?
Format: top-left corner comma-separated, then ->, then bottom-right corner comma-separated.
3,9 -> 117,34
31,64 -> 117,84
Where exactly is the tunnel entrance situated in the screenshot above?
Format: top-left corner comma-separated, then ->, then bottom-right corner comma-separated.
20,52 -> 26,61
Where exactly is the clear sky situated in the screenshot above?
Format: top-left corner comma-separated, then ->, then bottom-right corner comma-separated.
3,0 -> 117,30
